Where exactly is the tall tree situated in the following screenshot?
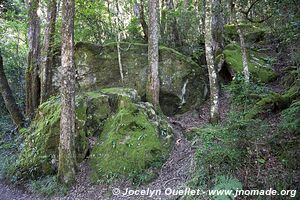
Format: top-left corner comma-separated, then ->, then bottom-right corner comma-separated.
40,0 -> 57,103
165,0 -> 182,47
212,0 -> 224,71
146,0 -> 160,110
114,0 -> 124,83
26,0 -> 41,116
0,51 -> 24,128
139,0 -> 148,41
231,0 -> 250,82
58,0 -> 76,185
204,0 -> 220,123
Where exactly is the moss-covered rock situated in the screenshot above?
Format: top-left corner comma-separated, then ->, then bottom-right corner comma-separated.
16,88 -> 173,182
53,42 -> 208,116
89,93 -> 173,184
224,23 -> 266,42
17,96 -> 91,178
223,43 -> 276,83
246,83 -> 300,119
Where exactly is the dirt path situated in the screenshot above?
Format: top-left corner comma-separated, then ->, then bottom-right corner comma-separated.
0,182 -> 35,200
53,116 -> 196,200
54,92 -> 230,200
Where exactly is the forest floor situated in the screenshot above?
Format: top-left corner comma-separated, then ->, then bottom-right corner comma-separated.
53,93 -> 230,200
0,182 -> 35,200
0,93 -> 230,200
0,42 -> 297,200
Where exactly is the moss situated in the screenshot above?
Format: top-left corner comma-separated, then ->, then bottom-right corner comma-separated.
224,23 -> 266,42
17,97 -> 62,178
72,42 -> 207,116
89,95 -> 172,184
223,43 -> 276,83
246,83 -> 300,119
17,95 -> 90,178
17,88 -> 173,182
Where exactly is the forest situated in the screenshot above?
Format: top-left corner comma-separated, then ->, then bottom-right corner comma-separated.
0,0 -> 299,199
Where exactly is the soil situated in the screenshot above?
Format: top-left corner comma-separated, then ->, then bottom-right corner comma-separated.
0,182 -> 35,200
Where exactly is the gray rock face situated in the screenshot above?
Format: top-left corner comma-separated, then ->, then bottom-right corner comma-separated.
53,42 -> 208,115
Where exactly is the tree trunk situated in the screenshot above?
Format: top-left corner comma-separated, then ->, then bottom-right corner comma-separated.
41,0 -> 57,103
232,1 -> 250,82
58,0 -> 76,185
115,0 -> 124,83
212,0 -> 224,72
146,0 -> 160,110
0,51 -> 24,128
200,0 -> 206,34
139,0 -> 148,42
165,0 -> 182,47
160,0 -> 166,36
204,0 -> 220,124
26,0 -> 41,116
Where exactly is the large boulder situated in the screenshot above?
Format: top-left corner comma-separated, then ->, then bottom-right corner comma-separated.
224,23 -> 266,43
16,88 -> 173,181
53,42 -> 208,116
89,89 -> 173,184
222,43 -> 276,83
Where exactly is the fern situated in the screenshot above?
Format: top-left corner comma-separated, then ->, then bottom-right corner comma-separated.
280,100 -> 300,133
213,175 -> 242,200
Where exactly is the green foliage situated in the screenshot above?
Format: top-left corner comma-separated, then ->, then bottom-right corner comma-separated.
280,100 -> 300,133
187,112 -> 268,186
186,76 -> 274,193
190,126 -> 241,178
16,97 -> 62,179
213,175 -> 242,200
28,175 -> 68,198
126,17 -> 145,42
74,0 -> 113,43
226,74 -> 268,110
270,99 -> 300,171
0,0 -> 27,110
0,135 -> 19,182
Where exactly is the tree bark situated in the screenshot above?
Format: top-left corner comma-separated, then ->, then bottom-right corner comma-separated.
212,0 -> 224,53
165,0 -> 182,47
40,0 -> 57,103
212,0 -> 224,72
204,0 -> 220,124
0,51 -> 24,128
58,0 -> 76,185
26,0 -> 41,116
232,1 -> 250,82
146,0 -> 160,111
139,0 -> 148,42
114,0 -> 124,83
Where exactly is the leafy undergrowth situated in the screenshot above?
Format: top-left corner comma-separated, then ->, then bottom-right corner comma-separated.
185,75 -> 299,199
0,116 -> 20,182
0,116 -> 69,199
27,175 -> 68,198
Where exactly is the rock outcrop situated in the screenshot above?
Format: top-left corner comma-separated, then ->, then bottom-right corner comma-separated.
16,88 -> 173,182
53,42 -> 208,116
